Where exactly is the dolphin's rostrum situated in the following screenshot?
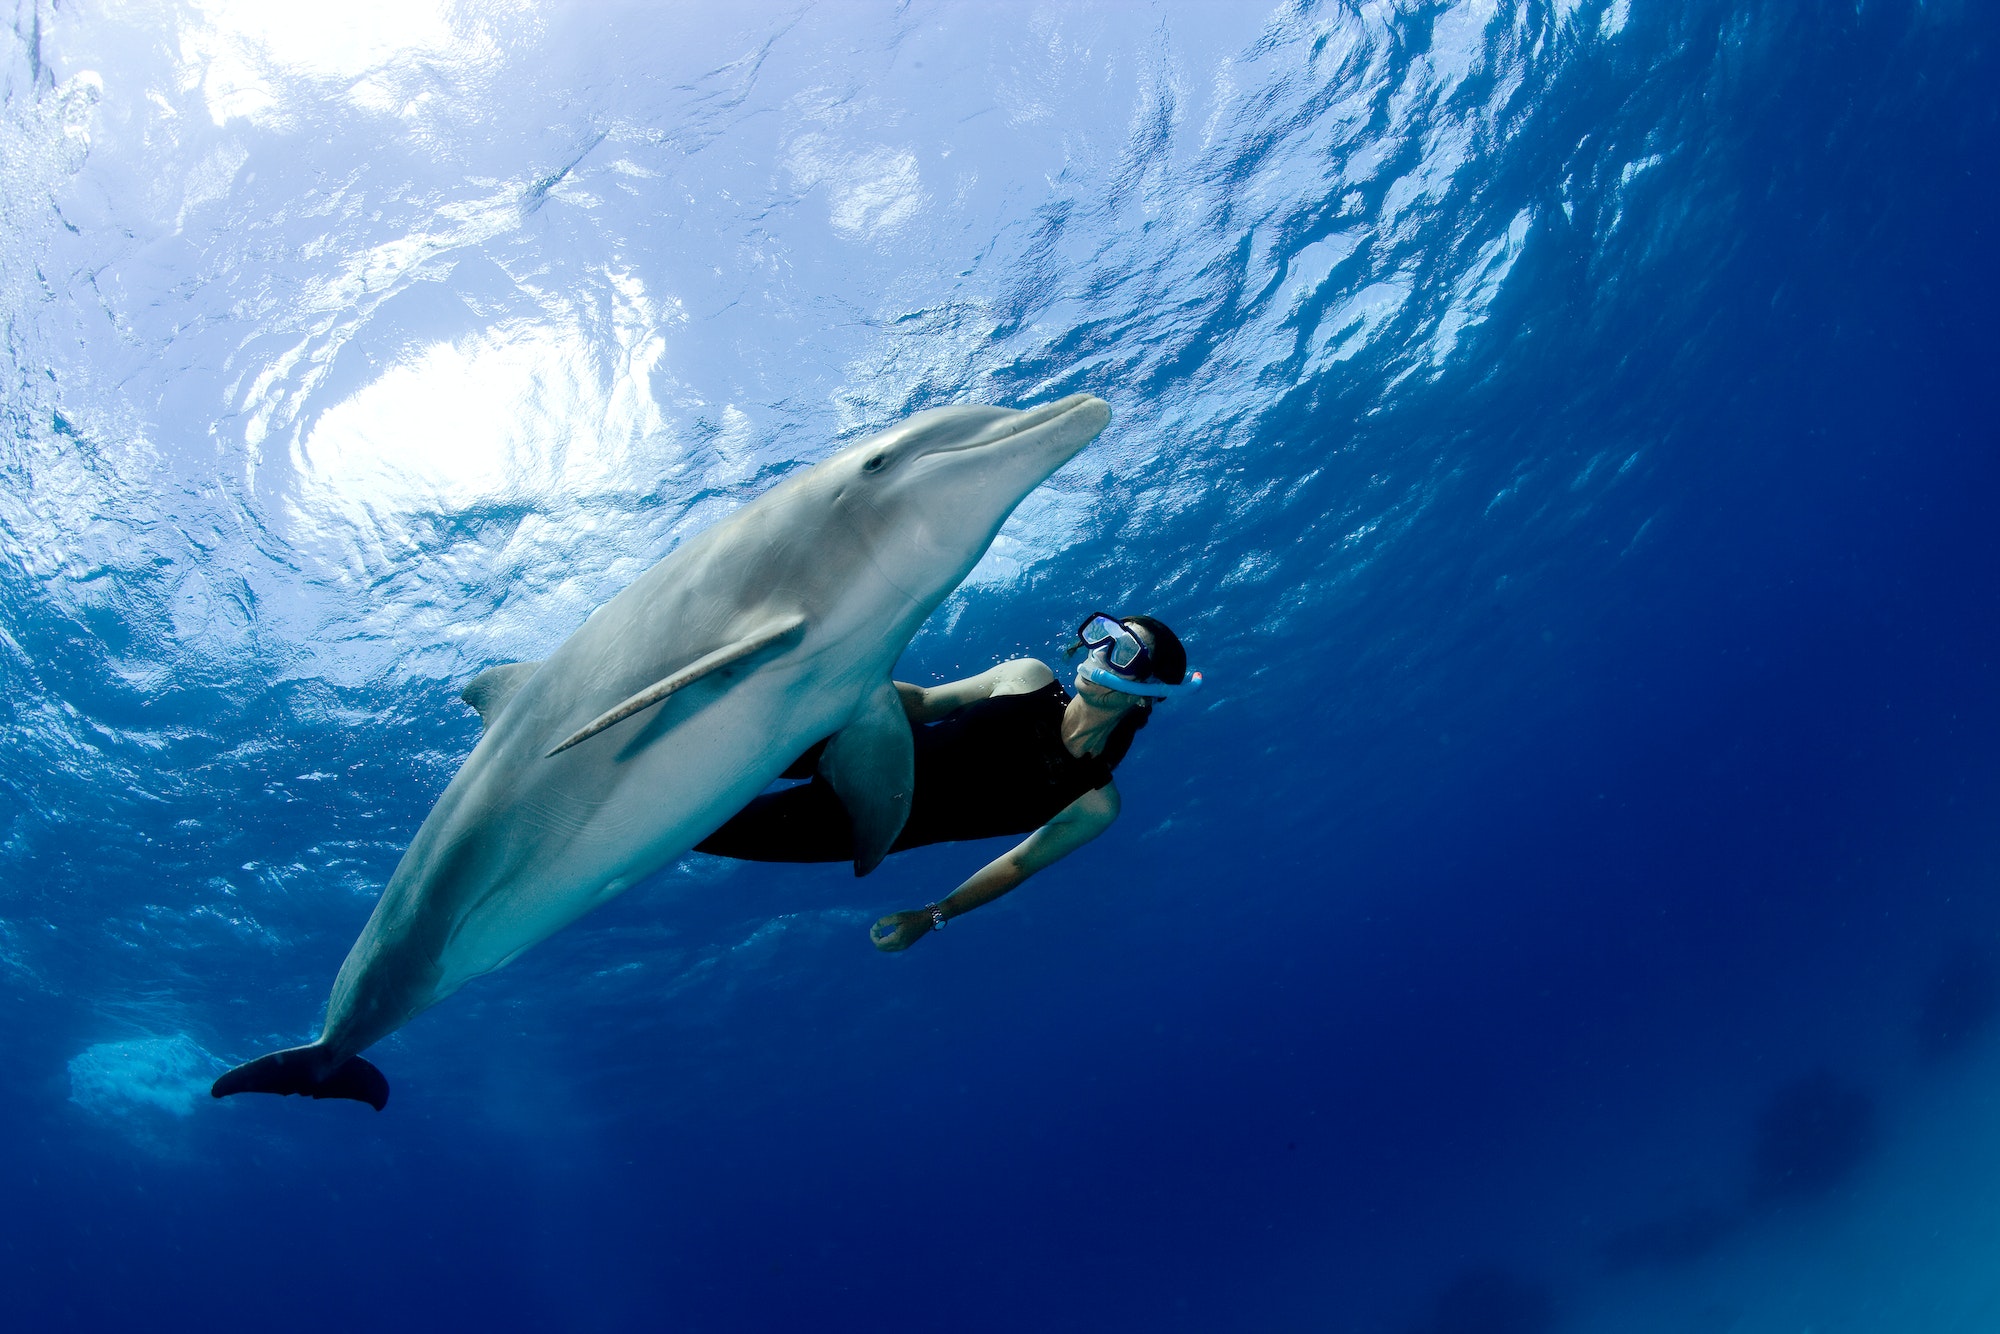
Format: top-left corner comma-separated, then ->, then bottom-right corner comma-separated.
212,393 -> 1112,1110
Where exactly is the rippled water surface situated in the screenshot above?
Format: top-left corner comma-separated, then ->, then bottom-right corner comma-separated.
4,2 -> 1996,1330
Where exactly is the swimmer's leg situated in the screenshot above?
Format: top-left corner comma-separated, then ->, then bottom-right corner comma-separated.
696,780 -> 854,863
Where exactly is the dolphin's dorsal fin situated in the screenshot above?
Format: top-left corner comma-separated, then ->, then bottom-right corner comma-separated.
817,679 -> 914,877
546,615 -> 807,757
463,661 -> 544,732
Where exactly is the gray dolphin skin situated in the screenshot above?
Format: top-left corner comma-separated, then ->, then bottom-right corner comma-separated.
212,393 -> 1111,1110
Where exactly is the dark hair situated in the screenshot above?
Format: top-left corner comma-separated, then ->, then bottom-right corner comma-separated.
1121,614 -> 1187,685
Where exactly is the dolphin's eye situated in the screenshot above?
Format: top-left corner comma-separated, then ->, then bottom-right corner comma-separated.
862,453 -> 888,473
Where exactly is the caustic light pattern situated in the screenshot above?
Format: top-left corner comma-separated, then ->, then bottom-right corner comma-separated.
3,2 -> 1996,1331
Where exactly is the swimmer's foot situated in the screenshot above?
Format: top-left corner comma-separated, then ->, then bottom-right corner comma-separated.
870,909 -> 936,952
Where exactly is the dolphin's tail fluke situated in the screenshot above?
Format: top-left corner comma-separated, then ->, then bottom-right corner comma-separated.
211,1044 -> 389,1111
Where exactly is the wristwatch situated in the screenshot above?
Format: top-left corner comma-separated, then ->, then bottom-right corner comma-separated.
928,905 -> 947,931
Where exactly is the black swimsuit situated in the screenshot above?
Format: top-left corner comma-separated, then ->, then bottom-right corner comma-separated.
697,680 -> 1142,863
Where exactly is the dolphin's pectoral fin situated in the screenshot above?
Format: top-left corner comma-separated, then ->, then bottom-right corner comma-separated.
818,680 -> 915,877
211,1044 -> 389,1111
462,661 -> 544,732
546,614 -> 808,757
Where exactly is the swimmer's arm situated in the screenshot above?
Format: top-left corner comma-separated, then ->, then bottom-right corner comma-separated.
938,784 -> 1121,918
870,785 -> 1120,951
894,657 -> 1055,723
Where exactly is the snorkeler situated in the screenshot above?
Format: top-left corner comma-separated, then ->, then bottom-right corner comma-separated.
696,613 -> 1200,950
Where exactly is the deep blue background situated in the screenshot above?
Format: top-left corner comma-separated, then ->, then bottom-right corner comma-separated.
4,2 -> 1997,1330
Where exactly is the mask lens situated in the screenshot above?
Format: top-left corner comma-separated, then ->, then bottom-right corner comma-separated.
1077,614 -> 1118,645
1076,614 -> 1147,674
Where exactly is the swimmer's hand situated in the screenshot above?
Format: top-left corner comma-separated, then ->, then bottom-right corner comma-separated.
870,909 -> 937,952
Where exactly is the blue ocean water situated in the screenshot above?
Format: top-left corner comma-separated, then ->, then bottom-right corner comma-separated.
3,0 -> 1996,1329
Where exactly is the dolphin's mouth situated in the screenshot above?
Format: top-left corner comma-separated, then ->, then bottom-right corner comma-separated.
924,392 -> 1108,459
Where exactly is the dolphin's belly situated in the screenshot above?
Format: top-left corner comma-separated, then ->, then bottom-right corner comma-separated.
423,677 -> 848,998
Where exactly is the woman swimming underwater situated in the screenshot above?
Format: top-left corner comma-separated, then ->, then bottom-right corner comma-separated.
697,612 -> 1200,950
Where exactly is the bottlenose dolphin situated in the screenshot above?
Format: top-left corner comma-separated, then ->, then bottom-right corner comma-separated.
213,393 -> 1111,1110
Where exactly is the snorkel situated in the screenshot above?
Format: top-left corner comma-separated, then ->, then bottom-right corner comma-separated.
1077,648 -> 1203,699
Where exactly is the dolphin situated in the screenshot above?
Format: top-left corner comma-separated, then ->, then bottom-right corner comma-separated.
213,393 -> 1111,1110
